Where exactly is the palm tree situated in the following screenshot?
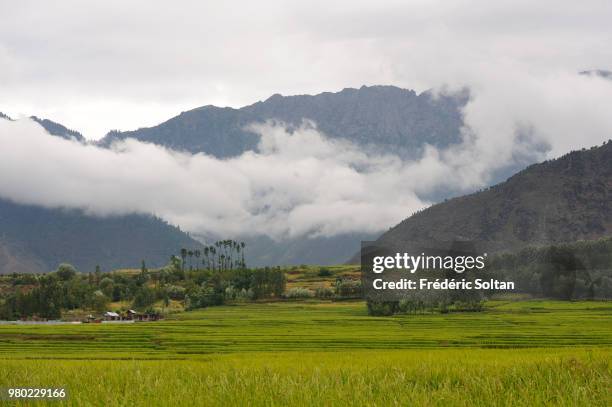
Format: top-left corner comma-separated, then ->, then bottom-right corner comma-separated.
210,247 -> 217,271
203,247 -> 210,270
194,249 -> 201,270
187,250 -> 194,270
180,248 -> 187,271
240,242 -> 246,269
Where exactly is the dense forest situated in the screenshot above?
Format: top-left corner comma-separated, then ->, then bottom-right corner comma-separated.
377,140 -> 612,256
488,237 -> 612,300
366,237 -> 612,316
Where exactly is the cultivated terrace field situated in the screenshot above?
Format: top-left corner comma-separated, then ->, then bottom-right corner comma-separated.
0,300 -> 611,406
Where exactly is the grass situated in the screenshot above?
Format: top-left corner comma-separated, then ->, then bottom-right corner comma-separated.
284,264 -> 360,290
0,300 -> 611,405
0,349 -> 610,406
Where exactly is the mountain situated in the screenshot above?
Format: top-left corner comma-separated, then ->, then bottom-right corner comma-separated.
98,86 -> 474,266
372,141 -> 612,254
0,113 -> 203,274
0,197 -> 200,274
238,232 -> 381,267
98,85 -> 558,266
100,85 -> 468,159
1,83 -> 558,268
0,113 -> 85,142
30,116 -> 85,142
579,69 -> 612,79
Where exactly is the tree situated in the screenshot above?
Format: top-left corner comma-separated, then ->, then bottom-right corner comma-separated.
56,263 -> 77,281
538,246 -> 581,300
187,250 -> 194,270
99,277 -> 114,298
94,265 -> 101,285
240,242 -> 246,269
132,286 -> 157,309
180,248 -> 187,271
194,250 -> 201,270
91,290 -> 109,312
203,247 -> 210,270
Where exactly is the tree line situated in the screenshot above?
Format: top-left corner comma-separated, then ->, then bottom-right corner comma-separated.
367,237 -> 612,316
487,237 -> 612,300
0,241 -> 287,320
177,240 -> 246,272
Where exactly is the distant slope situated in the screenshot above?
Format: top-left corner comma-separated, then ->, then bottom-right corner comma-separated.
580,69 -> 612,79
30,116 -> 85,142
100,85 -> 468,159
0,198 -> 201,274
0,238 -> 47,274
0,113 -> 85,142
238,232 -> 379,267
0,114 -> 200,273
374,141 -> 612,253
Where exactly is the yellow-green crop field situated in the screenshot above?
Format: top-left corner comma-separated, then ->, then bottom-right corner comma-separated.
0,300 -> 611,406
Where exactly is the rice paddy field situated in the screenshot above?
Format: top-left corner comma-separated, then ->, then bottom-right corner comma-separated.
0,300 -> 611,406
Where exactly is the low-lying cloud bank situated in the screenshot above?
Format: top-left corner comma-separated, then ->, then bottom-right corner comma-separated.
1,71 -> 612,240
0,118 -> 427,238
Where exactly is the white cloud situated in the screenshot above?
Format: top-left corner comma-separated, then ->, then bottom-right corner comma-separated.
0,118 -> 428,238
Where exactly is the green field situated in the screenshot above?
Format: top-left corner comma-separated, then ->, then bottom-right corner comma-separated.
0,300 -> 611,405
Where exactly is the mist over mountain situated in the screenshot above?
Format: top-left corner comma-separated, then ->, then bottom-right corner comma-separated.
0,113 -> 199,273
4,79 -> 609,270
95,85 -> 554,266
100,85 -> 468,160
3,86 -> 475,269
372,140 -> 612,254
96,85 -> 483,267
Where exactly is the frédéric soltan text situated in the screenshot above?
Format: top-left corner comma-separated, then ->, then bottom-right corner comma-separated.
369,253 -> 515,291
372,278 -> 515,290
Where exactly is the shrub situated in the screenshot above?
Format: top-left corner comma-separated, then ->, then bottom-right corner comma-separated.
318,268 -> 332,277
314,286 -> 335,299
91,290 -> 109,312
284,287 -> 314,299
335,279 -> 362,297
165,285 -> 186,300
235,288 -> 254,302
185,286 -> 224,310
132,286 -> 157,309
366,301 -> 399,316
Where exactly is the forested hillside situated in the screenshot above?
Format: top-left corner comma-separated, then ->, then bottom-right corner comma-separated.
0,198 -> 200,274
375,141 -> 612,252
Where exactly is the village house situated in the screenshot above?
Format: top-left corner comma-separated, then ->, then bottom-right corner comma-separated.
103,311 -> 120,321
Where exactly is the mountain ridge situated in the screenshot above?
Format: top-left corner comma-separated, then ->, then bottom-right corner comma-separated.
370,140 -> 612,255
0,197 -> 201,274
99,85 -> 469,160
30,116 -> 85,142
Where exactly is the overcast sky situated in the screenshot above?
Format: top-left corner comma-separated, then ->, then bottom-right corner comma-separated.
1,0 -> 611,140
